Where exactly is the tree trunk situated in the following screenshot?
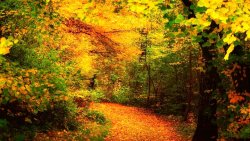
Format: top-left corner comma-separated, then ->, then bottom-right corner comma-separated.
146,64 -> 151,106
192,61 -> 218,141
183,49 -> 193,121
181,1 -> 220,140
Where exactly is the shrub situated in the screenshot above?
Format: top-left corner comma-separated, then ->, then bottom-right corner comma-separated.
0,119 -> 9,140
86,110 -> 107,125
0,61 -> 68,116
111,86 -> 131,104
0,1 -> 80,140
71,90 -> 106,103
90,90 -> 106,102
0,60 -> 77,139
36,100 -> 79,131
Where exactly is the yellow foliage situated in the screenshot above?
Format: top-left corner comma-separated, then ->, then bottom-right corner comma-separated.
186,0 -> 250,60
223,34 -> 237,45
55,0 -> 157,80
0,37 -> 11,55
0,77 -> 6,88
0,37 -> 18,55
240,107 -> 250,115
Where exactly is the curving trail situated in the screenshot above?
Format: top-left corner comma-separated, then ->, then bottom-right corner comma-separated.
91,103 -> 188,141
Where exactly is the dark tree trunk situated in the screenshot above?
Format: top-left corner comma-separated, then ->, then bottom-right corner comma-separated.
193,46 -> 219,141
140,29 -> 153,106
193,21 -> 223,140
146,64 -> 151,106
181,1 -> 221,140
89,74 -> 97,90
183,49 -> 193,121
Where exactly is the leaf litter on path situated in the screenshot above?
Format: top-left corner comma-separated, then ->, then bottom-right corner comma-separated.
91,103 -> 189,141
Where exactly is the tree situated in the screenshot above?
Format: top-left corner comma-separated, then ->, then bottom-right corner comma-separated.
162,0 -> 250,140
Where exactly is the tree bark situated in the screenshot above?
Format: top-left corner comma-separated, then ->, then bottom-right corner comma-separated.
146,64 -> 151,106
181,1 -> 220,140
193,45 -> 219,141
183,49 -> 193,121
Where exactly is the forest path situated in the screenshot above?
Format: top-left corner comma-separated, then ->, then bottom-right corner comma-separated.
90,103 -> 187,141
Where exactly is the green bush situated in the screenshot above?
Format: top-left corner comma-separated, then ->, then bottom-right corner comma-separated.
239,125 -> 250,139
0,1 -> 81,140
111,86 -> 131,104
0,119 -> 9,140
86,110 -> 107,125
0,100 -> 79,140
37,100 -> 79,131
90,90 -> 106,102
0,118 -> 37,140
0,61 -> 68,115
71,90 -> 106,103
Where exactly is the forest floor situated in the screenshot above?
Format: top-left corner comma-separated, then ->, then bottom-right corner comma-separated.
34,102 -> 193,141
90,102 -> 189,141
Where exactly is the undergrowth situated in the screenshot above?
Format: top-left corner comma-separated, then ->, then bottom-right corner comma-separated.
166,115 -> 196,140
32,107 -> 110,141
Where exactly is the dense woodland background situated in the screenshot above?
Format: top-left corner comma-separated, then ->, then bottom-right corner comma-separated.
0,0 -> 250,140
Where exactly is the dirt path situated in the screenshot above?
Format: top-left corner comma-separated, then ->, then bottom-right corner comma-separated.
91,103 -> 188,141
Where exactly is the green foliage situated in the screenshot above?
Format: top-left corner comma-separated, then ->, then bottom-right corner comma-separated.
174,14 -> 184,23
0,1 -> 80,140
14,134 -> 26,141
239,125 -> 250,139
0,119 -> 9,140
86,110 -> 107,125
127,62 -> 147,95
150,61 -> 187,115
0,61 -> 67,115
1,0 -> 248,140
39,100 -> 79,131
71,124 -> 109,141
0,119 -> 8,129
111,86 -> 131,104
71,90 -> 105,102
89,90 -> 106,102
160,0 -> 250,139
65,68 -> 86,90
175,118 -> 196,140
0,119 -> 37,140
9,46 -> 61,72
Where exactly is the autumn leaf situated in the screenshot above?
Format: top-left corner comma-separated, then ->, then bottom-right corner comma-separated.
224,44 -> 235,60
